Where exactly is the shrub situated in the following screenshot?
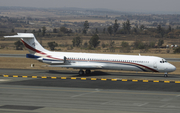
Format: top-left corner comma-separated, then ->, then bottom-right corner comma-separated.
174,47 -> 180,53
47,41 -> 58,50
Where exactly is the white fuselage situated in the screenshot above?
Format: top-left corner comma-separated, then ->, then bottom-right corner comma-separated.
36,51 -> 176,73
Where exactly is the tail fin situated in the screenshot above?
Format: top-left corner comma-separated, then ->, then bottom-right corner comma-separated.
4,33 -> 48,54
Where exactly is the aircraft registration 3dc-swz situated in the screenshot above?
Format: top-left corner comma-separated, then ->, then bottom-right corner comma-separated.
4,33 -> 176,77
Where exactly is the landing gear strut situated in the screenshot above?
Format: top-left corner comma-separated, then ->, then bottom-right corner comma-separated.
85,69 -> 91,74
164,72 -> 168,77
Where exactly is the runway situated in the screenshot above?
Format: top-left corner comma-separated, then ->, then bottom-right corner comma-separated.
1,77 -> 180,113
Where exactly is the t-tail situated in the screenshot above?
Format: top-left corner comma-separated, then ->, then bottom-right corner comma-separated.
4,33 -> 49,55
4,33 -> 65,64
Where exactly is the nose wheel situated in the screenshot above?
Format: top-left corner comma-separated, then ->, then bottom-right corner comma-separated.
164,72 -> 168,77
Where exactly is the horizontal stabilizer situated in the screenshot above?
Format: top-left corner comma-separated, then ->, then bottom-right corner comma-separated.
4,33 -> 48,54
4,33 -> 34,38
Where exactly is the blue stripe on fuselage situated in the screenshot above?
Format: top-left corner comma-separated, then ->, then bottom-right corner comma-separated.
26,54 -> 40,59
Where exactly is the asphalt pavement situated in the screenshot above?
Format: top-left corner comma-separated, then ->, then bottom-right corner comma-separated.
0,77 -> 180,113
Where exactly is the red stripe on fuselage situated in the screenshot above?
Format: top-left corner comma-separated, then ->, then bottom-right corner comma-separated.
66,58 -> 158,72
21,39 -> 63,60
21,39 -> 46,55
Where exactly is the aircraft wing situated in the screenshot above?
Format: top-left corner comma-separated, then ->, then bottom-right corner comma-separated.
49,64 -> 103,69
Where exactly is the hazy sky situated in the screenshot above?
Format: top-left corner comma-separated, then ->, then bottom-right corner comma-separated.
0,0 -> 180,13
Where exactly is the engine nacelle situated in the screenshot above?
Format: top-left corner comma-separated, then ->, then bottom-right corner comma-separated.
26,54 -> 66,64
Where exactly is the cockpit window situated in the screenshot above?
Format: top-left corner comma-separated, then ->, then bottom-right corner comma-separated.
160,59 -> 167,63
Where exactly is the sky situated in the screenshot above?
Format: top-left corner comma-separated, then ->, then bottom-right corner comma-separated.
0,0 -> 180,13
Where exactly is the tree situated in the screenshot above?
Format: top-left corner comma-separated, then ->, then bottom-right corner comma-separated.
11,28 -> 14,33
120,41 -> 130,53
60,26 -> 68,33
168,25 -> 172,33
126,19 -> 131,34
157,25 -> 162,33
72,36 -> 82,47
95,28 -> 98,34
133,27 -> 137,34
140,25 -> 145,31
101,42 -> 106,48
122,20 -> 131,34
157,25 -> 165,37
14,40 -> 23,50
32,29 -> 35,33
83,20 -> 89,34
107,26 -> 113,35
121,41 -> 129,48
38,29 -> 41,32
109,40 -> 115,52
133,40 -> 145,49
47,41 -> 58,50
174,47 -> 180,53
122,22 -> 126,31
24,29 -> 27,33
53,28 -> 57,33
103,28 -> 106,34
160,28 -> 165,38
26,20 -> 29,24
158,39 -> 164,47
42,26 -> 46,36
83,42 -> 88,48
149,42 -> 156,48
89,34 -> 100,48
113,19 -> 119,35
68,29 -> 73,34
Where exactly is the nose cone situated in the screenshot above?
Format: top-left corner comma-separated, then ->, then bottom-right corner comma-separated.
168,64 -> 176,72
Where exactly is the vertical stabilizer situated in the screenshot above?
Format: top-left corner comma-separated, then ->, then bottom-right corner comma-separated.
4,33 -> 48,54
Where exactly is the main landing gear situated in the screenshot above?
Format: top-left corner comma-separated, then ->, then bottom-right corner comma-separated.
78,69 -> 91,75
164,72 -> 168,77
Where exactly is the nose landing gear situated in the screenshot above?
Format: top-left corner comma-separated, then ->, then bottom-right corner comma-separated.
164,72 -> 168,77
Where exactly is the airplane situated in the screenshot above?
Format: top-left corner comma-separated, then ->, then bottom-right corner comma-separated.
4,33 -> 176,77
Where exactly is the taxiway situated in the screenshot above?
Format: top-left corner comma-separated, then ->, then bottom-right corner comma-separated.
0,77 -> 180,113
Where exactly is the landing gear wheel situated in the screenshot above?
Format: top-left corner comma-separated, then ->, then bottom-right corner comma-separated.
78,70 -> 84,75
85,70 -> 91,74
164,72 -> 168,77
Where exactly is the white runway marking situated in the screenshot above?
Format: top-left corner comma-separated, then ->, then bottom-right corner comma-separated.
71,89 -> 99,98
0,79 -> 10,82
159,103 -> 169,108
161,98 -> 173,101
133,102 -> 149,107
137,102 -> 149,107
101,101 -> 112,105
